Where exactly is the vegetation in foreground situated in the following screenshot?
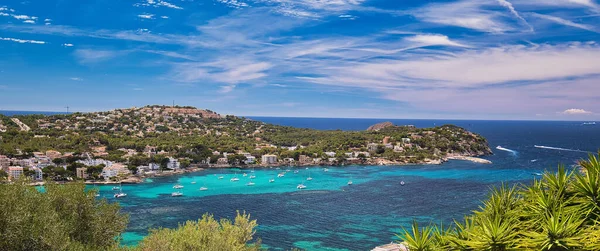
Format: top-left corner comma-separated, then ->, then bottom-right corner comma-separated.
399,152 -> 600,251
0,181 -> 261,251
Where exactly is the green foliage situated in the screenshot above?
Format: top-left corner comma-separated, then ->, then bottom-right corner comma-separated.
399,152 -> 600,251
0,181 -> 128,251
397,221 -> 437,251
136,211 -> 261,251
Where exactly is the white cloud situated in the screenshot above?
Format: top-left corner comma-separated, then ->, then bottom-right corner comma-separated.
562,108 -> 593,115
160,16 -> 169,19
69,77 -> 83,81
11,14 -> 32,20
0,12 -> 9,16
135,0 -> 183,9
413,1 -> 512,33
405,34 -> 468,48
138,14 -> 154,19
62,43 -> 74,47
270,84 -> 287,87
23,20 -> 35,24
133,88 -> 144,91
529,13 -> 597,32
44,18 -> 52,22
0,37 -> 46,44
216,0 -> 249,8
339,14 -> 357,20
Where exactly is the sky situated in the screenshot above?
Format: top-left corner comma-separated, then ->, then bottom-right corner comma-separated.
0,0 -> 599,120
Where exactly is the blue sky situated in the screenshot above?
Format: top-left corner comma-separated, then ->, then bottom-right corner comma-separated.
0,0 -> 599,120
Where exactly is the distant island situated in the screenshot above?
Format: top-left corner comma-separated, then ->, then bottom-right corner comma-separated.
0,105 -> 491,183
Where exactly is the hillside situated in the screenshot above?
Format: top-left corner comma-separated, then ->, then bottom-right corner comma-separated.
0,106 -> 491,167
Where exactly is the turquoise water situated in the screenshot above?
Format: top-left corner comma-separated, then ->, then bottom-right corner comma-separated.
95,162 -> 541,250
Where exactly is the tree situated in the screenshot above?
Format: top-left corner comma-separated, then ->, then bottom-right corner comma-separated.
0,181 -> 128,250
136,211 -> 261,251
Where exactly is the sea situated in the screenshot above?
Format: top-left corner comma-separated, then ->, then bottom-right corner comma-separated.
2,111 -> 599,251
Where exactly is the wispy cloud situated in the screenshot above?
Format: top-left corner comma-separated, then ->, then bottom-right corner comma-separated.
23,20 -> 35,24
73,49 -> 121,63
217,0 -> 249,8
496,0 -> 534,31
62,43 -> 74,47
529,12 -> 597,32
0,37 -> 46,44
218,85 -> 236,93
70,77 -> 83,81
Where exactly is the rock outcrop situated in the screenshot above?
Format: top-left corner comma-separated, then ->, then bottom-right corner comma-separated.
367,121 -> 393,131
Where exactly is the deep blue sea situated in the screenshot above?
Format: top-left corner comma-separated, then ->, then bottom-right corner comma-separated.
4,112 -> 600,250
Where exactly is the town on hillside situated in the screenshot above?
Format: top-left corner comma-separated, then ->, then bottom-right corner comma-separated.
0,106 -> 492,183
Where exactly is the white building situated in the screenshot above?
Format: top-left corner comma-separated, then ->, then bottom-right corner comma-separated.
324,152 -> 336,157
261,154 -> 277,164
8,166 -> 24,180
31,167 -> 43,181
244,156 -> 256,164
167,158 -> 180,170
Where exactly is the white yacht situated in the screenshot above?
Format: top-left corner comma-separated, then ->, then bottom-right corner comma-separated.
199,187 -> 208,191
250,175 -> 256,179
269,178 -> 275,183
297,184 -> 307,189
218,176 -> 224,179
230,177 -> 240,182
400,181 -> 405,186
347,180 -> 353,185
114,186 -> 127,198
277,173 -> 285,178
243,173 -> 248,177
307,177 -> 313,181
246,181 -> 255,186
173,184 -> 184,189
171,192 -> 183,197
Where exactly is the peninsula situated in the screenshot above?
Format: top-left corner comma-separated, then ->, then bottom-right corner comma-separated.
0,105 -> 491,183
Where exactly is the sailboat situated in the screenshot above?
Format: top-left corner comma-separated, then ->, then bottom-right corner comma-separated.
199,186 -> 208,191
297,183 -> 307,189
294,170 -> 299,174
94,183 -> 100,197
191,178 -> 197,184
171,191 -> 183,197
243,173 -> 248,177
250,174 -> 256,179
277,172 -> 285,178
218,175 -> 224,179
173,184 -> 184,189
113,185 -> 127,198
306,171 -> 313,181
246,181 -> 255,186
269,178 -> 275,183
323,168 -> 329,172
347,180 -> 353,185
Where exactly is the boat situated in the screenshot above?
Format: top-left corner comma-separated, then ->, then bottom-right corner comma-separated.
286,169 -> 291,172
191,179 -> 197,184
582,122 -> 596,125
243,173 -> 248,177
250,175 -> 256,179
277,173 -> 285,178
324,168 -> 329,172
173,184 -> 184,189
307,177 -> 313,181
400,181 -> 405,186
347,180 -> 353,185
246,182 -> 255,186
114,192 -> 127,198
114,186 -> 127,198
218,176 -> 224,179
112,186 -> 120,190
297,184 -> 307,189
251,168 -> 255,173
171,192 -> 183,197
269,179 -> 275,183
294,170 -> 299,174
199,187 -> 208,191
230,177 -> 240,182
